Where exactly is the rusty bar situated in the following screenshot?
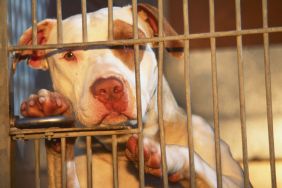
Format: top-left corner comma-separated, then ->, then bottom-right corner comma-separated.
183,0 -> 196,187
31,0 -> 37,45
9,26 -> 282,51
131,0 -> 145,187
61,138 -> 67,188
209,0 -> 222,187
11,128 -> 139,143
86,136 -> 93,188
56,0 -> 63,43
10,126 -> 137,136
235,0 -> 250,187
34,139 -> 41,188
81,0 -> 88,42
0,0 -> 11,187
262,0 -> 277,187
108,0 -> 113,40
157,0 -> 169,187
112,135 -> 119,188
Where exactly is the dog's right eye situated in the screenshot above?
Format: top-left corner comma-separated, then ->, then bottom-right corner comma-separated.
63,51 -> 77,61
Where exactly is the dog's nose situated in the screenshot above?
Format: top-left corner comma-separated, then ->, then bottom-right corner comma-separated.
91,77 -> 127,112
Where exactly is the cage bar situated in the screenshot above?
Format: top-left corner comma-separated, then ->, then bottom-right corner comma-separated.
182,0 -> 196,187
56,0 -> 63,43
81,0 -> 88,42
108,0 -> 113,40
209,0 -> 223,187
31,0 -> 37,45
9,26 -> 282,52
86,136 -> 93,188
0,0 -> 11,187
131,1 -> 145,187
262,0 -> 277,187
10,127 -> 138,140
34,139 -> 41,188
157,0 -> 169,187
61,138 -> 67,188
235,0 -> 250,187
112,135 -> 119,188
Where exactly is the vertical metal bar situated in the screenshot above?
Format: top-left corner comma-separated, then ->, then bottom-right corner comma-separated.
262,0 -> 277,187
31,0 -> 37,45
81,0 -> 88,42
61,138 -> 67,188
112,135 -> 119,188
0,0 -> 11,187
209,0 -> 222,187
235,0 -> 250,187
34,139 -> 41,188
56,0 -> 63,43
183,1 -> 196,188
131,1 -> 145,187
108,2 -> 119,187
86,136 -> 93,188
157,0 -> 169,187
108,0 -> 113,40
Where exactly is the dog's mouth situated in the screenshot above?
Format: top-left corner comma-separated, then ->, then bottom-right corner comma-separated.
100,112 -> 131,125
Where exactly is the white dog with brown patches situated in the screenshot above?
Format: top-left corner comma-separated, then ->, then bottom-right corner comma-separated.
17,4 -> 245,188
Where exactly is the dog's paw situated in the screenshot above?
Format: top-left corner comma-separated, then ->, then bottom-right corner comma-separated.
20,89 -> 72,117
125,135 -> 183,182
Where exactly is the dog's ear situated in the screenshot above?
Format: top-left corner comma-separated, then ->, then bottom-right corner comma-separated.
137,3 -> 184,58
17,19 -> 56,70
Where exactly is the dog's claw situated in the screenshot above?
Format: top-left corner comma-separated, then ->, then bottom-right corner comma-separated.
39,96 -> 46,104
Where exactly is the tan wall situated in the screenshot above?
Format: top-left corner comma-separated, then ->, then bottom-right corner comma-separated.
164,45 -> 282,160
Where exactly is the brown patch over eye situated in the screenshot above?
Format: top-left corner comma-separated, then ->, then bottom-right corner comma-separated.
112,20 -> 146,70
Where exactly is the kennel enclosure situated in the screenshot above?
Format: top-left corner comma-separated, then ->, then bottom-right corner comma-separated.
1,0 -> 282,187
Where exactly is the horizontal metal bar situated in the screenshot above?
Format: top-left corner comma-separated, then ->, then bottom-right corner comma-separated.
10,120 -> 135,134
10,128 -> 139,140
9,26 -> 282,51
14,116 -> 75,129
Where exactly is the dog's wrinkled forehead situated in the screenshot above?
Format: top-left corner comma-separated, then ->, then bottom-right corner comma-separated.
48,6 -> 149,43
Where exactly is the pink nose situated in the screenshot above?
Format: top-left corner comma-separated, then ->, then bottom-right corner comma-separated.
90,77 -> 127,112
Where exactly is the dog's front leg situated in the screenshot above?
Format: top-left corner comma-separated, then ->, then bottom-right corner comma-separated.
20,89 -> 80,188
45,138 -> 79,188
125,135 -> 243,188
125,135 -> 212,186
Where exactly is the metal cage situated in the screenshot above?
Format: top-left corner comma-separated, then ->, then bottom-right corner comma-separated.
0,0 -> 281,188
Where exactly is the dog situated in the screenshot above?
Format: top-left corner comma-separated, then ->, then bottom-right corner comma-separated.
17,4 -> 245,188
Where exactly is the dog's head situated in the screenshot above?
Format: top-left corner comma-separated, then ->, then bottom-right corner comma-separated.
17,4 -> 183,127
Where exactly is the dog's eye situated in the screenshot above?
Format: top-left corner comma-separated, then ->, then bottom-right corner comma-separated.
63,51 -> 76,61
